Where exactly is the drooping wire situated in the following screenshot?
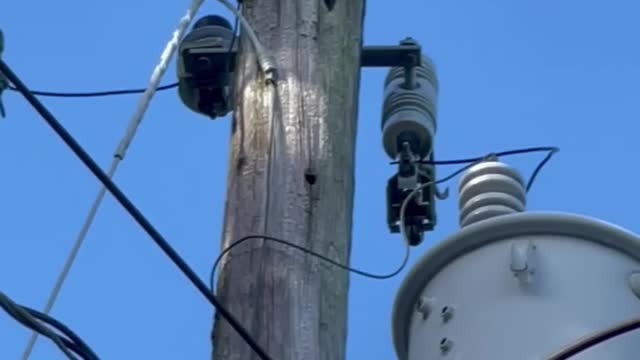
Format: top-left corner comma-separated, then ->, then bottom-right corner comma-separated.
6,82 -> 178,98
2,3 -> 265,100
209,234 -> 408,292
2,4 -> 260,100
413,146 -> 558,165
545,318 -> 640,360
19,1 -> 208,359
524,147 -> 557,192
0,292 -> 99,360
2,293 -> 76,360
209,4 -> 284,351
411,146 -> 559,193
0,57 -> 272,360
21,305 -> 99,360
209,154 -> 499,291
4,5 -> 244,99
209,147 -> 557,291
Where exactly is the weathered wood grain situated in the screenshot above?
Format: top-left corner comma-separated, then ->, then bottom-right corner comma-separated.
212,0 -> 365,359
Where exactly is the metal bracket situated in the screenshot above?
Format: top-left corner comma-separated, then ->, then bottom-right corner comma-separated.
360,41 -> 422,68
628,272 -> 640,300
223,39 -> 422,79
360,38 -> 422,90
510,240 -> 537,284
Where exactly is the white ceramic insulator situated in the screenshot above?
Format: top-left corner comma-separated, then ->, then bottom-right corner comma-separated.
458,160 -> 526,227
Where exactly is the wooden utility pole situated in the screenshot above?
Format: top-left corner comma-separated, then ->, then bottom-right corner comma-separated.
212,1 -> 365,359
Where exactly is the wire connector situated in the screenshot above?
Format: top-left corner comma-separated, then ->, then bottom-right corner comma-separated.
217,0 -> 278,85
0,29 -> 7,118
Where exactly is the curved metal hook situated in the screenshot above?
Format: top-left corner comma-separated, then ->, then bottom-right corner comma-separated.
435,185 -> 449,200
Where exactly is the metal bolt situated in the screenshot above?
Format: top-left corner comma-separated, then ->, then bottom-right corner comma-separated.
439,338 -> 453,354
400,37 -> 417,46
629,272 -> 640,299
441,305 -> 454,323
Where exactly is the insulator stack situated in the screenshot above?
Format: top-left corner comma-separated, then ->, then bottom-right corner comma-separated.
458,160 -> 526,227
381,55 -> 439,160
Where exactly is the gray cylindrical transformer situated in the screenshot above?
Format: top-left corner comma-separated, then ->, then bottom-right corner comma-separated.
381,55 -> 439,160
392,162 -> 640,360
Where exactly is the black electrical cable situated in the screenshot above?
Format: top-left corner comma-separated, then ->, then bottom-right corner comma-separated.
524,147 -> 557,192
546,318 -> 640,360
5,4 -> 240,100
0,293 -> 76,360
22,305 -> 100,360
208,148 -> 558,292
6,82 -> 178,98
208,235 -> 405,293
0,59 -> 272,360
404,146 -> 559,193
208,154 -> 502,291
0,292 -> 96,360
413,146 -> 558,165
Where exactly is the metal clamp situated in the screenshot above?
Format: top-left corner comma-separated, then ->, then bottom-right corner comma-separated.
360,37 -> 422,88
360,39 -> 421,68
510,240 -> 537,284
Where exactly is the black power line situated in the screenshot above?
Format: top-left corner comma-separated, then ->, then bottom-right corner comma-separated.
4,4 -> 236,100
0,59 -> 272,360
206,164 -> 463,291
6,82 -> 178,98
415,146 -> 558,166
22,305 -> 99,360
209,148 -> 558,291
3,4 -> 239,100
546,318 -> 640,360
0,291 -> 99,360
410,146 -> 559,192
209,235 -> 406,292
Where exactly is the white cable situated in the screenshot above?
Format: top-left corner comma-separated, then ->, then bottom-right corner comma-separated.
217,0 -> 277,82
20,1 -> 205,358
115,0 -> 205,159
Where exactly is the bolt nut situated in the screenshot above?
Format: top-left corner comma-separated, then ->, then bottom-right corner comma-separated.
400,37 -> 417,45
441,305 -> 454,322
439,338 -> 453,353
629,272 -> 640,299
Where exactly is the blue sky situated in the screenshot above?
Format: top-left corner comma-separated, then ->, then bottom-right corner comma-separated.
1,1 -> 639,359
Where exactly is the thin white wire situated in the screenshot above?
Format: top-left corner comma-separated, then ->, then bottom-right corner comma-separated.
20,1 -> 205,358
115,0 -> 205,159
216,0 -> 277,81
